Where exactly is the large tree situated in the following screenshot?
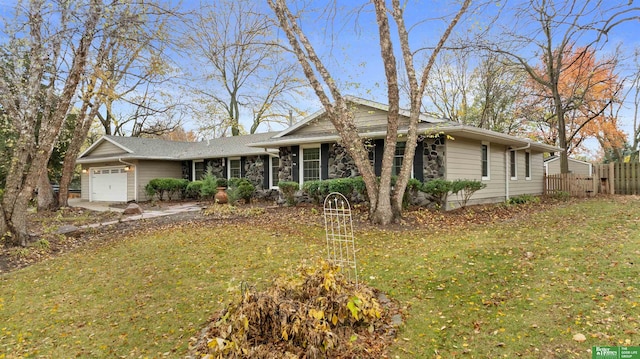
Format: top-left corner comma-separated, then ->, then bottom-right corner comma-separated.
184,0 -> 305,137
0,0 -> 101,246
269,0 -> 470,224
481,0 -> 638,173
56,1 -> 178,208
518,46 -> 625,156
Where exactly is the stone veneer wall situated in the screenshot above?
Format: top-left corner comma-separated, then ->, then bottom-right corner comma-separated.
326,138 -> 445,182
205,158 -> 225,178
278,147 -> 294,182
422,135 -> 446,180
244,156 -> 264,189
328,143 -> 361,179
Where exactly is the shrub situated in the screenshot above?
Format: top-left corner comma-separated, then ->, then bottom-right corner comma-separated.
302,178 -> 361,204
508,194 -> 541,205
401,178 -> 424,209
550,190 -> 570,202
216,177 -> 228,188
352,176 -> 367,198
145,178 -> 166,200
165,178 -> 189,200
328,178 -> 355,198
406,178 -> 422,192
200,168 -> 218,200
144,178 -> 189,201
422,179 -> 452,208
278,181 -> 299,206
451,179 -> 486,208
186,180 -> 204,199
227,178 -> 255,204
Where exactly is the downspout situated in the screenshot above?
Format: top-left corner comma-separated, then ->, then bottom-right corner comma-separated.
505,143 -> 530,201
119,158 -> 136,202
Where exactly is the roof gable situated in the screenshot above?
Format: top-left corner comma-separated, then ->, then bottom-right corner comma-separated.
78,136 -> 133,158
274,96 -> 445,139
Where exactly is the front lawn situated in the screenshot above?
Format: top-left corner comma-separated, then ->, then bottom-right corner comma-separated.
0,197 -> 638,358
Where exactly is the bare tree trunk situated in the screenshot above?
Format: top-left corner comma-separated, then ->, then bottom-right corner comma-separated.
59,102 -> 101,207
0,1 -> 101,246
37,169 -> 57,212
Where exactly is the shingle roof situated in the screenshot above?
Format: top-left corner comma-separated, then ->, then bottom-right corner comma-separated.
78,132 -> 278,163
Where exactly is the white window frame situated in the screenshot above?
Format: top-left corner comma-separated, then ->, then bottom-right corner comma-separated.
227,158 -> 241,179
270,156 -> 280,189
525,151 -> 532,180
393,141 -> 406,177
299,145 -> 320,185
481,142 -> 490,181
510,150 -> 517,180
192,160 -> 205,181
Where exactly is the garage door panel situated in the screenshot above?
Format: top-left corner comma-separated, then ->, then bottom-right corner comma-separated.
91,167 -> 127,202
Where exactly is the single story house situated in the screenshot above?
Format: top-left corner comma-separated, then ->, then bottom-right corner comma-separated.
76,132 -> 278,202
78,96 -> 559,208
544,155 -> 592,176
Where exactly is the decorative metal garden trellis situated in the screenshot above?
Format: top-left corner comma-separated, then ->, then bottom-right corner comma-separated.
323,192 -> 358,286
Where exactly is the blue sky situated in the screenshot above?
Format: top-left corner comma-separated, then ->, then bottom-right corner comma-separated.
1,0 -> 639,153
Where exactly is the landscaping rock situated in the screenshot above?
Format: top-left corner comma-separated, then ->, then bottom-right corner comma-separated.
55,225 -> 78,235
124,203 -> 143,215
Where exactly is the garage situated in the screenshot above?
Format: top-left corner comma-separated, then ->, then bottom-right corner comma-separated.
90,167 -> 128,202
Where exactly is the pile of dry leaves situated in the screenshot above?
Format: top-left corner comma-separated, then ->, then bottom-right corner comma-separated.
189,261 -> 401,359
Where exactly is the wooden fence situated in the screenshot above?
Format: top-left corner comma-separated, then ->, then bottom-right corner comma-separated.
544,173 -> 597,197
593,162 -> 640,195
545,162 -> 640,197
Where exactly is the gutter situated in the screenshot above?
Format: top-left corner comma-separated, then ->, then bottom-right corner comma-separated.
119,158 -> 137,202
505,143 -> 530,201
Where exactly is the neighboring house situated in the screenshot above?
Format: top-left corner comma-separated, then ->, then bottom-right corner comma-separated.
76,132 -> 278,202
78,96 -> 559,208
544,156 -> 592,176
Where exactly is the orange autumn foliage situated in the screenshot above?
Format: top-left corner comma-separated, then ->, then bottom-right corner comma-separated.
520,46 -> 626,155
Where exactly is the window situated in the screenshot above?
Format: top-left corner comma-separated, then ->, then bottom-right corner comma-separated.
271,157 -> 280,187
525,151 -> 531,180
481,143 -> 490,180
510,150 -> 517,180
193,160 -> 205,180
393,142 -> 406,176
302,147 -> 320,182
364,139 -> 375,167
228,159 -> 241,178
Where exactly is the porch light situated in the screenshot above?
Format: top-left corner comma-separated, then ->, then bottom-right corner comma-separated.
124,166 -> 131,171
81,169 -> 88,174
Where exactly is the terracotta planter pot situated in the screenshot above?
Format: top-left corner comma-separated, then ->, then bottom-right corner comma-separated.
214,187 -> 228,204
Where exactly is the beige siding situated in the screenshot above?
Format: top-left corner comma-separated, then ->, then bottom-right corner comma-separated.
445,138 -> 506,208
445,138 -> 545,209
81,164 -> 89,200
545,158 -> 591,175
87,141 -> 127,157
136,160 -> 182,201
509,151 -> 544,196
293,105 -> 410,136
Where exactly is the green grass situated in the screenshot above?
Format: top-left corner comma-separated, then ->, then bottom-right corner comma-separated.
1,197 -> 639,358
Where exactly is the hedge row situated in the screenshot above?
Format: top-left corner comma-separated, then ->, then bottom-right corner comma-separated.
144,178 -> 190,201
145,176 -> 255,203
298,176 -> 485,209
143,175 -> 484,209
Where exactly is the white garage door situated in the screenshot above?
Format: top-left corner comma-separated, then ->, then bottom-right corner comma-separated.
91,167 -> 128,202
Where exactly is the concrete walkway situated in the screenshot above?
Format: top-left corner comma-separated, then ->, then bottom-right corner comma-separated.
67,199 -> 204,230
